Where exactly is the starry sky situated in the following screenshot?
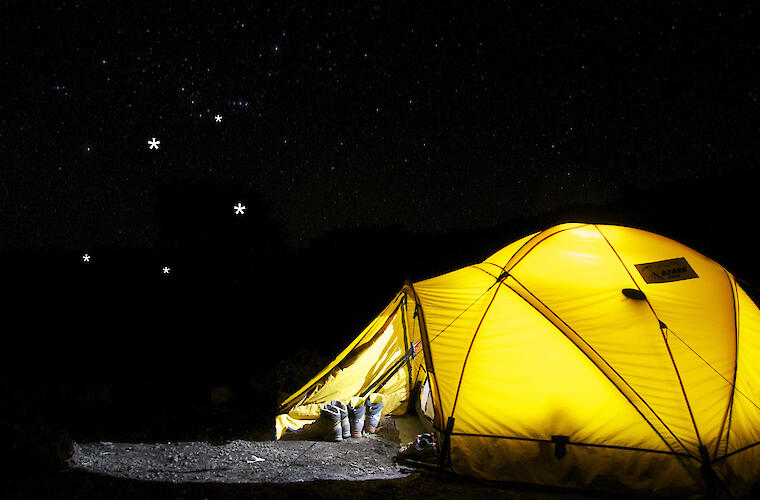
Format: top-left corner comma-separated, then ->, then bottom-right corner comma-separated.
3,3 -> 760,439
3,2 -> 758,252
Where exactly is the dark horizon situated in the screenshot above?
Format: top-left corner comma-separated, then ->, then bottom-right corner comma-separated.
7,166 -> 760,374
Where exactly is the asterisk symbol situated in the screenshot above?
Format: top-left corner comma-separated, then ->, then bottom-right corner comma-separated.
163,266 -> 170,274
234,202 -> 246,215
215,114 -> 222,122
82,253 -> 91,262
148,138 -> 160,149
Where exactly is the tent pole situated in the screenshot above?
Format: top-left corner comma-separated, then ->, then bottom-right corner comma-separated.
360,344 -> 417,398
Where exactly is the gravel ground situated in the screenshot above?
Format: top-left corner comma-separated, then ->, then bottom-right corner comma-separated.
2,421 -> 656,499
71,436 -> 410,483
2,434 -> 655,499
45,436 -> 647,500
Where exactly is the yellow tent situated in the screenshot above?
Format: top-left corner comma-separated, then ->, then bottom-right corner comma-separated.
276,223 -> 760,498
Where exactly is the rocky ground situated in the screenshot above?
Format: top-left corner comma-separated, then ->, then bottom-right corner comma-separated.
71,436 -> 409,484
1,386 -> 655,499
2,433 -> 656,499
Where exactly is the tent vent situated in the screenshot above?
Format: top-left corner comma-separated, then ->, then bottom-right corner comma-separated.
551,435 -> 569,460
622,288 -> 647,300
659,320 -> 668,329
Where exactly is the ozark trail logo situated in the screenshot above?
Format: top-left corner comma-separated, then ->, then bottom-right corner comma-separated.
634,257 -> 699,284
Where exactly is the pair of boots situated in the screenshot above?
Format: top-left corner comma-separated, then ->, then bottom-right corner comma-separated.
314,394 -> 384,440
347,393 -> 383,437
281,394 -> 383,442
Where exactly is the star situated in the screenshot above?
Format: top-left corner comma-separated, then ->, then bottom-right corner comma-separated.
163,266 -> 170,274
82,253 -> 91,262
215,114 -> 222,122
148,138 -> 160,149
234,202 -> 246,215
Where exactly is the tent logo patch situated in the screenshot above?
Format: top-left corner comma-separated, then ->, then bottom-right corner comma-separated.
635,257 -> 698,284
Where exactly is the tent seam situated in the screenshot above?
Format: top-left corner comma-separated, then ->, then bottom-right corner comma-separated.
499,223 -> 590,274
470,264 -> 499,280
444,223 -> 594,422
506,276 -> 692,459
427,286 -> 493,345
405,281 -> 446,432
448,280 -> 505,420
450,432 -> 695,458
594,224 -> 704,451
400,294 -> 413,392
714,440 -> 760,463
481,261 -> 505,271
723,273 -> 740,458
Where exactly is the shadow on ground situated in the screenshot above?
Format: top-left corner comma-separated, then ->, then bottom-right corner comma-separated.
4,467 -> 653,500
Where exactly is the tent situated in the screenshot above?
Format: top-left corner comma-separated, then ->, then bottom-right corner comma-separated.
276,223 -> 760,498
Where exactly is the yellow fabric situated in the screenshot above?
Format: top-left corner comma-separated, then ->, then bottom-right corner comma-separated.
717,444 -> 760,498
449,435 -> 702,497
368,393 -> 383,404
275,292 -> 420,439
715,283 -> 760,496
449,277 -> 668,451
506,225 -> 700,453
412,266 -> 499,422
595,225 -> 738,456
274,222 -> 760,497
278,292 -> 405,411
348,396 -> 365,408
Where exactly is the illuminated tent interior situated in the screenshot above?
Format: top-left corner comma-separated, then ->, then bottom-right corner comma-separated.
276,222 -> 760,497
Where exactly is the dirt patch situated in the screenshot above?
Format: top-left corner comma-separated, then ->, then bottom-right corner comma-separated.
71,435 -> 410,483
3,415 -> 653,500
3,435 -> 655,499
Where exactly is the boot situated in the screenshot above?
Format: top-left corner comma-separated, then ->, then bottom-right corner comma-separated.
364,393 -> 384,434
347,396 -> 365,437
395,433 -> 437,463
331,400 -> 351,439
282,403 -> 343,441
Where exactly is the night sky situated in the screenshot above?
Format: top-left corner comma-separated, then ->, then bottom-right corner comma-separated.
4,2 -> 757,252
